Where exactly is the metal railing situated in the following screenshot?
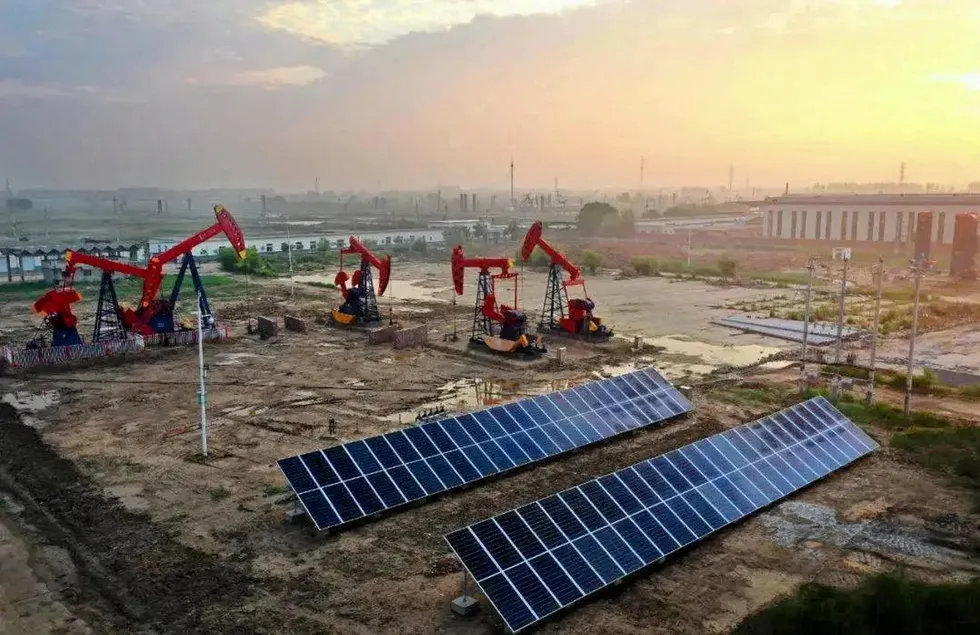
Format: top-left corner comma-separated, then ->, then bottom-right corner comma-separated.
1,326 -> 228,371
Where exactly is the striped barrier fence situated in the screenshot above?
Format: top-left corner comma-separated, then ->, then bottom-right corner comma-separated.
1,326 -> 228,371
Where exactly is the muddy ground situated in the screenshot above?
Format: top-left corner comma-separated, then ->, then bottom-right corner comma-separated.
1,266 -> 979,634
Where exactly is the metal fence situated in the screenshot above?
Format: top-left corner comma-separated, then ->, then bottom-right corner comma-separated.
1,326 -> 228,371
143,326 -> 228,347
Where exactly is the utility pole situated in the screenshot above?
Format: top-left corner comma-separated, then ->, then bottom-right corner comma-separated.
197,290 -> 209,458
904,256 -> 924,415
834,252 -> 849,364
509,158 -> 515,211
285,219 -> 294,300
866,257 -> 885,406
830,251 -> 849,400
686,228 -> 692,268
799,258 -> 816,394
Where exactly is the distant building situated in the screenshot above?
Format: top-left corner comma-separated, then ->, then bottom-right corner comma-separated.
148,228 -> 445,259
0,242 -> 145,282
759,194 -> 980,244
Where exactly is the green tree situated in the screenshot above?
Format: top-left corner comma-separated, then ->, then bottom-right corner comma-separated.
217,246 -> 240,273
717,257 -> 738,279
577,201 -> 619,236
615,209 -> 636,237
582,249 -> 602,274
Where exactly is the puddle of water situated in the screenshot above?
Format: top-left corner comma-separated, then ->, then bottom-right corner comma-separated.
2,390 -> 60,428
383,378 -> 523,424
214,352 -> 261,366
284,220 -> 322,226
643,334 -> 783,376
761,360 -> 794,370
386,279 -> 452,303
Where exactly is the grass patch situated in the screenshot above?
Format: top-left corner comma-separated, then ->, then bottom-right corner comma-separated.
892,427 -> 980,496
300,280 -> 337,290
746,270 -> 811,286
832,398 -> 951,431
710,384 -> 792,409
733,572 -> 980,635
207,486 -> 231,501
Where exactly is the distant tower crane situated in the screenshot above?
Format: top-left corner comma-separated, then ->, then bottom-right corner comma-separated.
521,221 -> 612,339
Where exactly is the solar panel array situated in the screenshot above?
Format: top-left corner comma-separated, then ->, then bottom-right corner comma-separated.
278,367 -> 691,531
715,315 -> 867,346
445,396 -> 878,633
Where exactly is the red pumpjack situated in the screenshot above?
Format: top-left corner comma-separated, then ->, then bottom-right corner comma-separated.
451,244 -> 546,355
331,237 -> 392,325
521,221 -> 612,339
31,204 -> 246,347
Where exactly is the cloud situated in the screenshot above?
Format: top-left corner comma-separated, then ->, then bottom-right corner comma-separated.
0,79 -> 72,99
186,65 -> 329,89
255,0 -> 603,46
2,0 -> 980,190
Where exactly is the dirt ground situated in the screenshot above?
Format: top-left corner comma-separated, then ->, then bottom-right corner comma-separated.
1,264 -> 979,634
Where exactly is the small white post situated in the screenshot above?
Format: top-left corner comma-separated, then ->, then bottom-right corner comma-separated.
197,290 -> 208,457
285,218 -> 295,300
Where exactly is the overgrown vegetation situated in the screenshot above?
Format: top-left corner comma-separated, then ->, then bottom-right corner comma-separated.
734,572 -> 980,635
218,246 -> 277,277
582,249 -> 602,274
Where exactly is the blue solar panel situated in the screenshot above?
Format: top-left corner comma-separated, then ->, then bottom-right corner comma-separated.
277,367 -> 691,531
444,396 -> 878,633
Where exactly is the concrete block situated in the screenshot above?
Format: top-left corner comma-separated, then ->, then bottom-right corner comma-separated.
284,315 -> 306,333
285,507 -> 307,524
451,595 -> 479,617
368,325 -> 398,345
393,325 -> 428,349
257,316 -> 278,340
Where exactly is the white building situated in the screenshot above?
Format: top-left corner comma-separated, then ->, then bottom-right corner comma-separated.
148,228 -> 445,259
759,194 -> 980,244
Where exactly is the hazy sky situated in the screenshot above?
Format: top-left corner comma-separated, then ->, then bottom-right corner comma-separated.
1,0 -> 979,191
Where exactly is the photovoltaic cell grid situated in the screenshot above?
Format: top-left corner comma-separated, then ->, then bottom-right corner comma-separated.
715,315 -> 866,346
277,367 -> 691,531
444,396 -> 878,633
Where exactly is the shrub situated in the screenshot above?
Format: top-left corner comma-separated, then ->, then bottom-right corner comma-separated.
582,249 -> 602,274
631,256 -> 660,276
717,257 -> 738,279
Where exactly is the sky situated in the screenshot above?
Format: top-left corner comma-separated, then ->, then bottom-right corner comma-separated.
1,0 -> 979,192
